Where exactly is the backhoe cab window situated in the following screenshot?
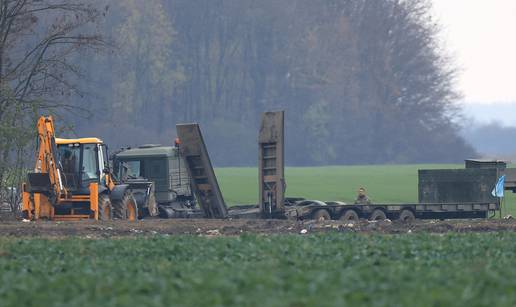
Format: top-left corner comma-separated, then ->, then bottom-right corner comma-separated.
82,144 -> 99,182
57,143 -> 99,189
59,145 -> 80,188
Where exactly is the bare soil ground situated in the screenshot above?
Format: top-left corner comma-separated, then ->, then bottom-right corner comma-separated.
1,213 -> 516,237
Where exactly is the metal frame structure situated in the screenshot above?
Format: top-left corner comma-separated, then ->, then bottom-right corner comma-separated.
176,123 -> 228,218
258,111 -> 285,218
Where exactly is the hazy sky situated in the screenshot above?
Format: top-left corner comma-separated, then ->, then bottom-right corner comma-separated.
432,0 -> 516,104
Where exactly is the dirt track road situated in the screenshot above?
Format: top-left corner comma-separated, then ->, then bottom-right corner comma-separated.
1,214 -> 516,238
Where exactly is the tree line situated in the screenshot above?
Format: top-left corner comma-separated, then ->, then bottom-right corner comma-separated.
72,0 -> 474,166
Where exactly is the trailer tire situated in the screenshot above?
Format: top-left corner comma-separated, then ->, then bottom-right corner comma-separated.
98,194 -> 112,221
370,209 -> 386,221
339,209 -> 359,222
398,209 -> 415,223
313,209 -> 331,221
113,192 -> 138,221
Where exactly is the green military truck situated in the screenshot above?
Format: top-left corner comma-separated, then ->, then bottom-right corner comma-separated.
113,144 -> 198,218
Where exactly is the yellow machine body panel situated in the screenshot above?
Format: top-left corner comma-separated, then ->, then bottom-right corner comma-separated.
55,137 -> 104,145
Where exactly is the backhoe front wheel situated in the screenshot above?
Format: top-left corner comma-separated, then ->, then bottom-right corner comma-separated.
98,194 -> 112,221
113,192 -> 138,221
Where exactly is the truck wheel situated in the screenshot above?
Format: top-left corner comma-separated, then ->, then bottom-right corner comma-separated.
98,194 -> 112,221
399,210 -> 415,223
159,207 -> 175,219
340,209 -> 359,222
313,209 -> 331,221
369,209 -> 386,221
146,192 -> 159,217
113,192 -> 138,221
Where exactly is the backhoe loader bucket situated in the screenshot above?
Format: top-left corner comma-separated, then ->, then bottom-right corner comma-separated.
27,173 -> 51,194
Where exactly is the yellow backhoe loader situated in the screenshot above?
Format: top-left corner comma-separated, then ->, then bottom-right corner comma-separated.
22,116 -> 138,221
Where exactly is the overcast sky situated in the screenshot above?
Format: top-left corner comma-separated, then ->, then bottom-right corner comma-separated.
432,0 -> 516,104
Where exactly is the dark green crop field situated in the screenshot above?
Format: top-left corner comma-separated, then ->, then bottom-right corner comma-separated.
2,233 -> 516,307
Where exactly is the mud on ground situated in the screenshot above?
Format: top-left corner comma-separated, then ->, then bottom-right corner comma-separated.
1,213 -> 516,238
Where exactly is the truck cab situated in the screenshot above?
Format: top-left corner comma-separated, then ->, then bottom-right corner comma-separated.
113,145 -> 195,216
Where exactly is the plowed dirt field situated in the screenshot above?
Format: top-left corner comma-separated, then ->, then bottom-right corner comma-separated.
1,215 -> 516,237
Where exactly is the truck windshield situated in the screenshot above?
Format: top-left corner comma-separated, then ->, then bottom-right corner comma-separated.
118,160 -> 142,179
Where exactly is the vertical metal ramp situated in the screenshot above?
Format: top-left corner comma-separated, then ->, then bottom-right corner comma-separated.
258,111 -> 285,218
176,124 -> 228,218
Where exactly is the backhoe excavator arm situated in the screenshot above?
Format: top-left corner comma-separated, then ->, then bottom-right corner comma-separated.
22,116 -> 67,218
35,116 -> 65,196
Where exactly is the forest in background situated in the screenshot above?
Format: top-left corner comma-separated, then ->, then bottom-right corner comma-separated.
71,0 -> 475,166
0,0 -> 476,182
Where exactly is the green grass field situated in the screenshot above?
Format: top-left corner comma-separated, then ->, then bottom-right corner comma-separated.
216,164 -> 516,216
2,233 -> 516,307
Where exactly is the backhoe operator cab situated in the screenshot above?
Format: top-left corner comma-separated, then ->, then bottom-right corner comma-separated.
22,116 -> 138,221
57,138 -> 108,195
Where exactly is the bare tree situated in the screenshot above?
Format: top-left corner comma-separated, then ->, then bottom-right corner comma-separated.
0,0 -> 105,211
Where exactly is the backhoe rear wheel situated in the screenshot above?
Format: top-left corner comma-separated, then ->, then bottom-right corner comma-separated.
113,192 -> 138,221
98,194 -> 112,221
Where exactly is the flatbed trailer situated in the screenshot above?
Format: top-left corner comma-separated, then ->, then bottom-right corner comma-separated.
227,200 -> 499,222
171,111 -> 504,222
282,201 -> 499,222
255,111 -> 503,222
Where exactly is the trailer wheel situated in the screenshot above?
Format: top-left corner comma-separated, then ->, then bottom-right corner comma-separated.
398,209 -> 415,223
339,209 -> 359,222
98,194 -> 112,221
113,192 -> 138,221
313,209 -> 331,221
369,209 -> 386,221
